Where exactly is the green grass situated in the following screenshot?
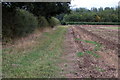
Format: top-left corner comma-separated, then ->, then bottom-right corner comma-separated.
0,48 -> 2,78
75,38 -> 101,58
104,27 -> 120,29
66,22 -> 120,25
95,66 -> 105,72
3,26 -> 67,78
77,52 -> 84,57
85,51 -> 100,58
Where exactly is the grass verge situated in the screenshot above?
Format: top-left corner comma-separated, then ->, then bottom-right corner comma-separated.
2,26 -> 67,78
66,22 -> 120,25
104,27 -> 120,29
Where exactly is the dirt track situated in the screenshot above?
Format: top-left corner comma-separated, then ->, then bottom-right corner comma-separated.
60,25 -> 118,78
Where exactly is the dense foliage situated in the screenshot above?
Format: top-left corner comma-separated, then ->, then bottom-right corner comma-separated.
2,2 -> 71,18
63,7 -> 119,23
48,17 -> 60,28
2,9 -> 38,41
2,2 -> 70,42
38,16 -> 60,28
14,9 -> 38,37
38,16 -> 49,28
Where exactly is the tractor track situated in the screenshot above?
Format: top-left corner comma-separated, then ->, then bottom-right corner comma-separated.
75,25 -> 119,51
61,25 -> 118,78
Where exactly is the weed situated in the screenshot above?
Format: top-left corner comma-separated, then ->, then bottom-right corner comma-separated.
64,64 -> 67,67
77,52 -> 84,57
95,67 -> 105,72
75,38 -> 101,58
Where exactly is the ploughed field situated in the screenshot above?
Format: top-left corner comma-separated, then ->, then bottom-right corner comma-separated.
3,25 -> 119,78
61,25 -> 119,78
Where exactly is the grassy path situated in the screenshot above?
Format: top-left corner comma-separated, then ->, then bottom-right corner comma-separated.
3,26 -> 67,78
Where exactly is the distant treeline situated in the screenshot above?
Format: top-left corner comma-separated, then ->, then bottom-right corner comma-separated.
56,7 -> 120,24
2,2 -> 70,42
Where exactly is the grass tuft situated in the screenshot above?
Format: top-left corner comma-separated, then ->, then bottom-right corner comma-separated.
75,38 -> 101,58
77,52 -> 84,57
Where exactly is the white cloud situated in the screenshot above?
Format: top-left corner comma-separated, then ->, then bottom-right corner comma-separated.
71,0 -> 119,9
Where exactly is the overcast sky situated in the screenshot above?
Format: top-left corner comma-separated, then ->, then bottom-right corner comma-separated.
71,0 -> 120,9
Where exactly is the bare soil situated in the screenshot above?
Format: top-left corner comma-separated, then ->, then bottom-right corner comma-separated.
60,25 -> 118,78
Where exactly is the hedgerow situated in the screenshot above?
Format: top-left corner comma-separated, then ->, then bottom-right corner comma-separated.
66,22 -> 120,25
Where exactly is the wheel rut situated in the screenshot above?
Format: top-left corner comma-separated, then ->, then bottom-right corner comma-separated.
60,26 -> 118,78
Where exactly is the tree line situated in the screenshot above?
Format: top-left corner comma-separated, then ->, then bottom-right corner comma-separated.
2,2 -> 71,42
58,7 -> 120,23
3,2 -> 119,43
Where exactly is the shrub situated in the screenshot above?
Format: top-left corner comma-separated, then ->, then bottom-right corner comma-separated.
14,9 -> 38,37
2,9 -> 15,41
48,17 -> 60,27
64,14 -> 81,22
2,9 -> 38,43
38,16 -> 49,27
61,20 -> 67,25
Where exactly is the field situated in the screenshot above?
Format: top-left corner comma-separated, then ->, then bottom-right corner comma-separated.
60,25 -> 119,78
2,25 -> 119,78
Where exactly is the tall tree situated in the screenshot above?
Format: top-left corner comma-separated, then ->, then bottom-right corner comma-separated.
2,2 -> 71,18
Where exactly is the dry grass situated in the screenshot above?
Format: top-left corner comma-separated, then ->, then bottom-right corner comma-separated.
3,27 -> 53,52
2,26 -> 67,78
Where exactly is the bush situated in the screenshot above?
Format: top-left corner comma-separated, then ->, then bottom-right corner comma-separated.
64,14 -> 81,22
38,16 -> 60,28
61,20 -> 67,25
48,17 -> 60,28
38,16 -> 49,27
14,9 -> 38,37
2,9 -> 16,41
2,9 -> 38,42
